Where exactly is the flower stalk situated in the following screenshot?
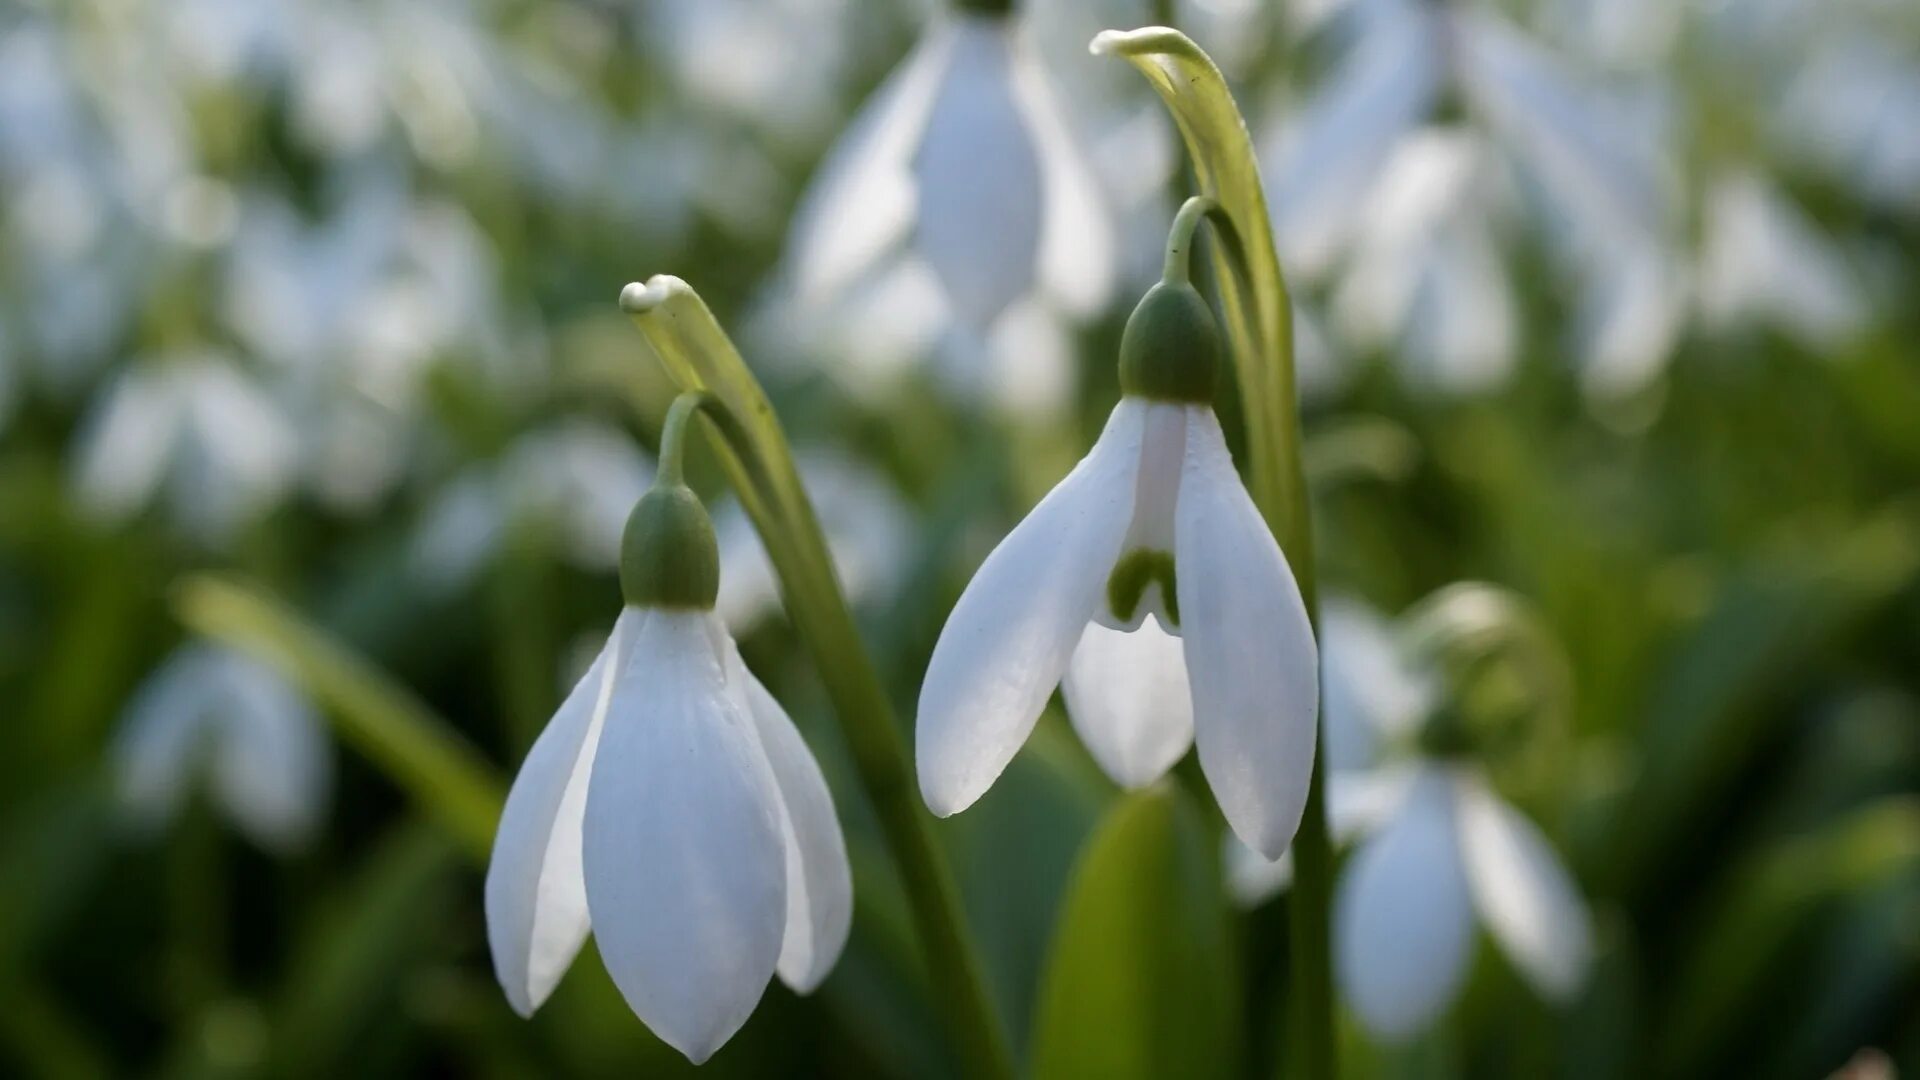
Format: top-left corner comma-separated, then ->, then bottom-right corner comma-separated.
1095,29 -> 1335,1080
620,280 -> 1014,1080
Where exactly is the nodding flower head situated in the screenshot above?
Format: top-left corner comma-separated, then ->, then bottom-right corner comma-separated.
914,238 -> 1320,859
485,414 -> 851,1062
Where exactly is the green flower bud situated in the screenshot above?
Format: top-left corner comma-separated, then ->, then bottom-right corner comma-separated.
620,484 -> 720,610
1117,280 -> 1222,404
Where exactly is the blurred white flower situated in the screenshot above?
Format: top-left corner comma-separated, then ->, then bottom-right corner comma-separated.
1774,33 -> 1920,220
1263,0 -> 1682,395
111,644 -> 332,853
1334,765 -> 1592,1038
775,8 -> 1115,413
70,355 -> 299,544
917,394 -> 1319,858
713,451 -> 913,632
486,606 -> 850,1059
1698,170 -> 1869,350
1327,129 -> 1520,394
1226,590 -> 1592,1038
412,421 -> 655,592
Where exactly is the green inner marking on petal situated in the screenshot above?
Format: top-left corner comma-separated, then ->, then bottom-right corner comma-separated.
1107,549 -> 1179,628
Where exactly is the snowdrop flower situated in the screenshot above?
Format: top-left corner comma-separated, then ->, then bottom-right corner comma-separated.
485,455 -> 851,1061
1335,764 -> 1592,1037
111,644 -> 332,853
916,259 -> 1319,859
70,354 -> 299,545
775,0 -> 1114,411
1263,0 -> 1681,394
1228,591 -> 1592,1037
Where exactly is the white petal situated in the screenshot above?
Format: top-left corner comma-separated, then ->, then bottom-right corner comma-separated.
718,625 -> 853,994
910,15 -> 1042,328
1174,408 -> 1319,858
1335,769 -> 1475,1039
916,400 -> 1146,816
1223,764 -> 1420,907
1456,773 -> 1593,1000
208,658 -> 331,852
1263,1 -> 1443,276
784,20 -> 951,302
1009,38 -> 1114,317
71,367 -> 180,524
1457,11 -> 1666,246
582,611 -> 787,1063
111,646 -> 228,831
484,610 -> 638,1017
1061,615 -> 1193,789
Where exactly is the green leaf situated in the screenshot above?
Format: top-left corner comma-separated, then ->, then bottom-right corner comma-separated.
172,574 -> 504,862
1599,509 -> 1920,898
1656,798 -> 1920,1074
1029,785 -> 1238,1080
268,820 -> 463,1077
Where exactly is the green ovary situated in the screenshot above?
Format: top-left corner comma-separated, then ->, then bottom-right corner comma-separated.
1106,549 -> 1179,628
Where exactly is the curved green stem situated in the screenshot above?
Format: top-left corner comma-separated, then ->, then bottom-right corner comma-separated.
653,389 -> 717,487
620,279 -> 1014,1080
1095,29 -> 1334,1080
1162,195 -> 1219,285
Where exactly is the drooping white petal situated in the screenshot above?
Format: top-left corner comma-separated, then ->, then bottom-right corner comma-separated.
1335,769 -> 1475,1039
1009,39 -> 1114,318
1456,772 -> 1593,1001
1263,0 -> 1444,277
717,623 -> 853,995
71,367 -> 180,525
1697,170 -> 1866,349
1061,615 -> 1194,789
784,19 -> 952,302
484,610 -> 638,1017
910,15 -> 1043,328
111,646 -> 221,833
1457,11 -> 1667,248
916,400 -> 1146,817
1224,763 -> 1420,907
582,611 -> 787,1063
1174,408 -> 1318,859
207,657 -> 331,852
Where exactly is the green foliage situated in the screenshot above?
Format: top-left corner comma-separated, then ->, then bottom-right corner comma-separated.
1030,785 -> 1238,1080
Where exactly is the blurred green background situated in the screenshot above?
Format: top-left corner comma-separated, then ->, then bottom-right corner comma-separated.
1,0 -> 1916,1077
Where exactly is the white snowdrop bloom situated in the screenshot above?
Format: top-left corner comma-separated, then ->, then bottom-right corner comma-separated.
111,644 -> 332,853
70,355 -> 299,545
1262,0 -> 1681,394
1329,129 -> 1519,394
486,478 -> 851,1062
916,278 -> 1318,858
1698,170 -> 1869,351
774,4 -> 1115,412
412,421 -> 655,592
713,451 -> 913,632
1335,764 -> 1593,1039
